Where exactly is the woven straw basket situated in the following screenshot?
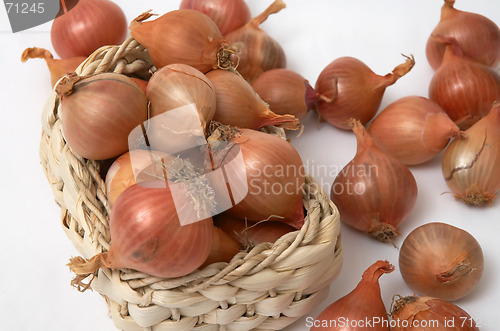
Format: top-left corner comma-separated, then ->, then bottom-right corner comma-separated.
39,37 -> 343,331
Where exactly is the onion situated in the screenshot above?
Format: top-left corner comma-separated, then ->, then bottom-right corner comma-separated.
206,69 -> 300,130
200,227 -> 241,268
68,181 -> 214,278
179,0 -> 251,36
399,222 -> 484,301
315,55 -> 415,130
20,47 -> 85,87
368,96 -> 463,165
311,260 -> 394,331
442,102 -> 500,205
129,9 -> 236,73
208,125 -> 305,229
330,120 -> 418,242
428,38 -> 500,130
391,296 -> 479,331
131,78 -> 148,95
55,72 -> 148,160
51,0 -> 127,58
225,0 -> 287,82
213,212 -> 296,247
251,68 -> 317,122
426,0 -> 500,70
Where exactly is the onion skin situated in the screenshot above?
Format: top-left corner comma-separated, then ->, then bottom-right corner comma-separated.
179,0 -> 251,36
399,222 -> 484,301
56,73 -> 148,160
368,96 -> 462,165
251,68 -> 317,121
442,102 -> 500,205
391,296 -> 479,331
51,0 -> 127,59
225,0 -> 287,83
428,41 -> 500,130
316,55 -> 415,130
20,47 -> 85,87
426,0 -> 500,70
130,10 -> 234,73
311,260 -> 394,331
200,227 -> 241,268
206,69 -> 301,130
69,182 -> 214,278
330,120 -> 417,242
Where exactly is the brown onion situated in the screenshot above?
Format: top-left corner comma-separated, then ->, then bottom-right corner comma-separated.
368,96 -> 463,165
68,181 -> 214,278
206,69 -> 300,130
426,0 -> 500,70
213,212 -> 296,247
251,68 -> 317,121
428,38 -> 500,130
51,0 -> 127,58
315,55 -> 415,130
179,0 -> 251,36
55,72 -> 148,160
20,47 -> 85,87
130,9 -> 235,73
330,120 -> 418,242
399,222 -> 484,301
225,0 -> 287,82
200,227 -> 241,268
311,260 -> 394,331
391,296 -> 479,331
208,125 -> 305,229
442,102 -> 500,205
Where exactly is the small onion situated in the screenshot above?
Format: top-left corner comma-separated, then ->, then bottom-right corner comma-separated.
179,0 -> 251,36
426,0 -> 500,70
55,72 -> 148,160
399,222 -> 484,301
315,55 -> 415,130
442,102 -> 500,205
368,96 -> 463,165
225,0 -> 287,82
330,120 -> 418,242
51,0 -> 127,58
200,227 -> 241,268
206,69 -> 300,130
391,296 -> 479,331
311,260 -> 394,331
251,68 -> 317,121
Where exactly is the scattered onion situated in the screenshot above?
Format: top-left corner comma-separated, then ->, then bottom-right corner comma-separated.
51,0 -> 127,58
315,55 -> 415,130
330,120 -> 418,242
442,102 -> 500,205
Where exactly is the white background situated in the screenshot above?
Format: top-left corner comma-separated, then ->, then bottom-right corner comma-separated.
1,0 -> 499,330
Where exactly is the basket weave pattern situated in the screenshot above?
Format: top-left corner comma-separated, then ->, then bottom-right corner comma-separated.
39,37 -> 343,331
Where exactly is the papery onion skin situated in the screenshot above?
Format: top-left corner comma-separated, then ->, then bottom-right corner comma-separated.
428,41 -> 500,130
130,9 -> 234,73
368,96 -> 462,165
391,296 -> 479,331
311,260 -> 394,331
20,47 -> 86,87
399,222 -> 484,301
251,68 -> 317,121
330,120 -> 418,242
225,0 -> 287,83
51,0 -> 127,59
179,0 -> 251,36
316,55 -> 415,130
426,0 -> 500,70
69,182 -> 214,278
200,227 -> 241,268
442,102 -> 500,205
206,69 -> 300,130
56,73 -> 148,160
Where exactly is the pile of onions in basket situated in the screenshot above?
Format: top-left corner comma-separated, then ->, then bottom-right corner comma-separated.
330,119 -> 417,242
